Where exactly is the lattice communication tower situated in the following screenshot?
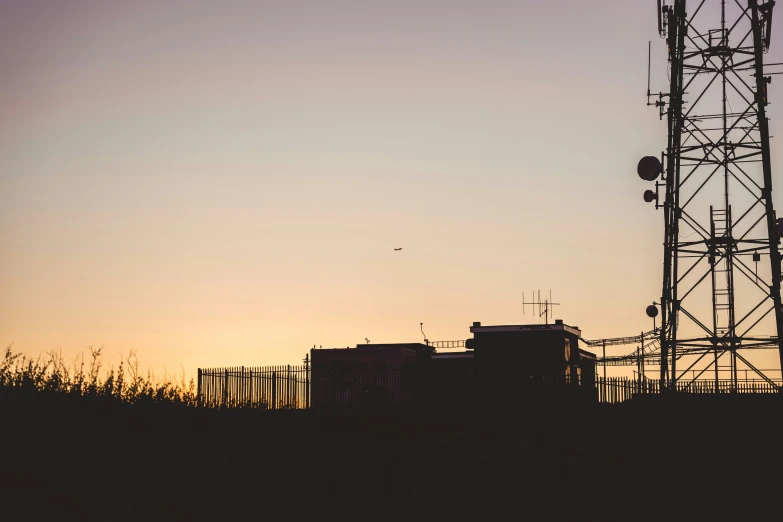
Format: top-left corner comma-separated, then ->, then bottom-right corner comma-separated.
639,0 -> 783,390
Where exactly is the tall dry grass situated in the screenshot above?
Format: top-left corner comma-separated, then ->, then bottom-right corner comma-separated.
0,345 -> 198,407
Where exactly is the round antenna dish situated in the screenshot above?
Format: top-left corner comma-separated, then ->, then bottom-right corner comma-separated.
643,189 -> 657,203
637,156 -> 662,181
646,304 -> 659,318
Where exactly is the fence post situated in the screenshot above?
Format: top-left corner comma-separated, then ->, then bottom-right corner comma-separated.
305,354 -> 310,409
197,368 -> 202,407
272,371 -> 277,410
223,369 -> 228,407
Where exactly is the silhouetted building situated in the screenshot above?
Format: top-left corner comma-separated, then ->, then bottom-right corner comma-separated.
465,319 -> 596,407
310,319 -> 596,412
310,343 -> 433,410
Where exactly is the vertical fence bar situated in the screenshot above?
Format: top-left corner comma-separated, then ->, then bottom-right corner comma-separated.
223,369 -> 228,407
305,355 -> 311,409
197,368 -> 202,407
272,371 -> 277,410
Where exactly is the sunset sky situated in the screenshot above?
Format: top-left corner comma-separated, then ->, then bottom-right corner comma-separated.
3,0 -> 783,380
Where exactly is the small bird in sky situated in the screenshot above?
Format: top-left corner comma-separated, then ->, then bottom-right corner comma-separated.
394,247 -> 402,251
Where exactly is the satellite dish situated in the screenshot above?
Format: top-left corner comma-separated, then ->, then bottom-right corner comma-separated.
637,156 -> 662,181
646,304 -> 659,318
643,189 -> 657,203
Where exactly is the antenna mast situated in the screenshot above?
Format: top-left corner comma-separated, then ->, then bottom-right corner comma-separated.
523,290 -> 560,325
420,323 -> 428,345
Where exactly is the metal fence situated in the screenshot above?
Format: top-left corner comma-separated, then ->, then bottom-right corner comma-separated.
198,365 -> 309,409
596,377 -> 782,404
197,365 -> 782,409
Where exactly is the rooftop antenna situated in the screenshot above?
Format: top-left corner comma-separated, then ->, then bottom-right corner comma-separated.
760,0 -> 774,51
523,290 -> 560,325
420,322 -> 428,345
647,1 -> 670,120
647,40 -> 652,106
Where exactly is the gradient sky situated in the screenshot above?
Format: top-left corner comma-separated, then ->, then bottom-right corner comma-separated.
3,0 -> 783,380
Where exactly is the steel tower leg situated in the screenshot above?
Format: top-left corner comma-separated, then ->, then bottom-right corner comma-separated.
660,0 -> 687,392
750,0 -> 783,377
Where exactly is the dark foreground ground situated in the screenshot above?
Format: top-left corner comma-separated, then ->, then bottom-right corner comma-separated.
0,392 -> 781,521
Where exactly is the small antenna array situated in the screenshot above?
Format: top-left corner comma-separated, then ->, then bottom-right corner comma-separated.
522,290 -> 560,325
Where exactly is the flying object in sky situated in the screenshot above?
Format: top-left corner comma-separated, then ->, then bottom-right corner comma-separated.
394,248 -> 402,251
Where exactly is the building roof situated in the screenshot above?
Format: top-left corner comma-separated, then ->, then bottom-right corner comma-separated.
470,320 -> 581,337
313,343 -> 432,353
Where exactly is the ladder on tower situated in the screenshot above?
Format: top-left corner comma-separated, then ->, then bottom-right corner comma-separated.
710,206 -> 734,343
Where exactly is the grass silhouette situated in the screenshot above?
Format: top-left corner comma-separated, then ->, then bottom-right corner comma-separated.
0,345 -> 197,407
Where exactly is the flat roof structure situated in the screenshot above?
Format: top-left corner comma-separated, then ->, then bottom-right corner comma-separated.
470,319 -> 581,338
